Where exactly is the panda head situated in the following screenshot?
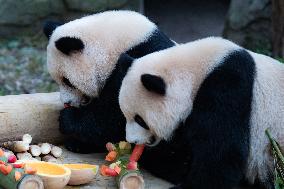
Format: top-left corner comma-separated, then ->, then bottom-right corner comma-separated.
119,48 -> 195,146
44,10 -> 156,107
119,37 -> 238,146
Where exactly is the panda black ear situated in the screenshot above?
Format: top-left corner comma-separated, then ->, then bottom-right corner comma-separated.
117,53 -> 134,72
141,74 -> 166,95
55,37 -> 84,55
43,21 -> 63,39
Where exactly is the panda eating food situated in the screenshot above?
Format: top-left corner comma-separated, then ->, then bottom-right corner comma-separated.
43,10 -> 175,153
119,37 -> 284,189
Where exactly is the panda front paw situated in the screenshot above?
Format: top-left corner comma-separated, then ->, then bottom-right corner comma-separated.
64,138 -> 92,153
59,106 -> 79,134
64,138 -> 105,154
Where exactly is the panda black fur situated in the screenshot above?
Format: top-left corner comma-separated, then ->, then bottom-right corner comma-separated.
44,10 -> 175,153
119,37 -> 284,189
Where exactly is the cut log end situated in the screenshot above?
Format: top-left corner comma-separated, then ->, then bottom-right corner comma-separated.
29,145 -> 41,157
119,172 -> 144,189
51,146 -> 62,158
39,143 -> 51,155
1,141 -> 29,153
18,175 -> 44,189
22,134 -> 32,145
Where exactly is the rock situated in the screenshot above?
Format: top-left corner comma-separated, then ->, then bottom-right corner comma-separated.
0,0 -> 141,38
0,0 -> 65,26
223,0 -> 272,50
65,0 -> 108,12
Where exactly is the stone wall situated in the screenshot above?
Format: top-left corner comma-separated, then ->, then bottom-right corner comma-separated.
0,0 -> 141,38
223,0 -> 272,52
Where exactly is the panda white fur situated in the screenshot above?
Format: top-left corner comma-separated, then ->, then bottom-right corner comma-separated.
119,37 -> 284,189
44,10 -> 175,152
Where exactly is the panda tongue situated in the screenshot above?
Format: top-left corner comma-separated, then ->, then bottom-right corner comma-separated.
64,103 -> 71,108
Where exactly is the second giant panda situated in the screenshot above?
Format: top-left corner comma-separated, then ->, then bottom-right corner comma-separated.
119,37 -> 284,189
44,10 -> 175,152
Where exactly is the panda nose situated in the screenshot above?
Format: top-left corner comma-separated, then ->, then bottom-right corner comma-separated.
146,136 -> 160,146
148,136 -> 156,145
81,95 -> 91,105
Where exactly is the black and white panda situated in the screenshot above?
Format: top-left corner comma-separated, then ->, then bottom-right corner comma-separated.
43,10 -> 175,153
119,37 -> 284,189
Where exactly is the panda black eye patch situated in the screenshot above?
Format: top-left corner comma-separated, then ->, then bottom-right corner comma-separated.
134,114 -> 150,130
62,77 -> 75,89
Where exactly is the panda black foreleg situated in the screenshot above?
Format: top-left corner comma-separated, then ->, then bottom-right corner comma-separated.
171,141 -> 247,189
59,106 -> 80,135
59,106 -> 111,153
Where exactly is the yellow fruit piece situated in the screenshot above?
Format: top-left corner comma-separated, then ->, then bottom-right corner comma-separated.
64,164 -> 98,185
64,164 -> 97,170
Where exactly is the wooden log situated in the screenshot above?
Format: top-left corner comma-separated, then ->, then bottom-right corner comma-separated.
0,93 -> 64,144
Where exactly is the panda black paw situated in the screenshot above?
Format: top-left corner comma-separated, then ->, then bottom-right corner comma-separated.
64,138 -> 98,154
59,106 -> 79,134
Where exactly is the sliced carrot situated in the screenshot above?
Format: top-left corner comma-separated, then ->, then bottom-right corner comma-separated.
15,171 -> 22,181
6,164 -> 12,174
105,151 -> 117,162
0,164 -> 12,175
0,161 -> 5,165
0,149 -> 4,157
0,164 -> 7,175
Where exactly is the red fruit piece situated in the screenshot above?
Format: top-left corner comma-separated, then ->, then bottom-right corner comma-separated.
129,144 -> 145,162
8,155 -> 17,163
0,161 -> 5,165
100,165 -> 108,176
127,161 -> 138,170
13,163 -> 24,169
105,168 -> 118,176
100,165 -> 118,177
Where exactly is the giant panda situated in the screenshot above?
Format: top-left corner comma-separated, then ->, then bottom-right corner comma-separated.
119,37 -> 284,189
43,10 -> 175,153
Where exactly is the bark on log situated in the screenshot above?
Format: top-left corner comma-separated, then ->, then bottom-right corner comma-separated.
272,0 -> 284,57
0,93 -> 64,144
